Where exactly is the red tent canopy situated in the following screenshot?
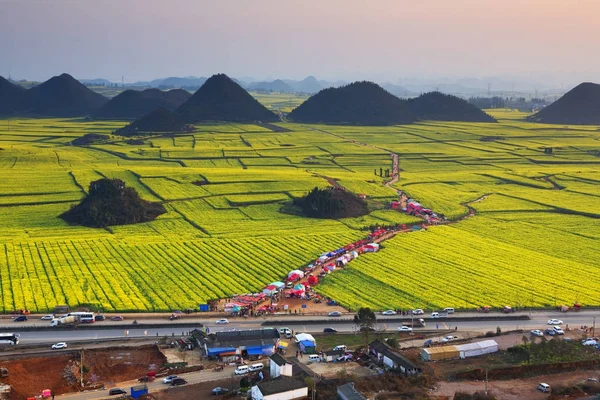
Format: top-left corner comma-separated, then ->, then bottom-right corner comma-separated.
308,276 -> 318,285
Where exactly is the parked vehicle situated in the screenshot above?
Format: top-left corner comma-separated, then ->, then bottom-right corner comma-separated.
538,383 -> 551,393
171,378 -> 187,386
547,319 -> 563,325
13,316 -> 27,322
582,339 -> 598,346
412,309 -> 424,315
397,326 -> 413,332
530,329 -> 544,337
215,319 -> 229,324
40,315 -> 53,321
249,363 -> 264,372
442,335 -> 458,343
328,311 -> 342,317
544,328 -> 556,336
52,342 -> 67,350
323,327 -> 337,333
109,388 -> 127,396
50,315 -> 76,326
110,316 -> 124,321
336,353 -> 353,362
162,375 -> 178,384
308,354 -> 321,363
333,345 -> 347,352
553,326 -> 564,335
381,310 -> 397,315
444,308 -> 455,314
94,315 -> 105,321
234,365 -> 249,375
212,387 -> 229,395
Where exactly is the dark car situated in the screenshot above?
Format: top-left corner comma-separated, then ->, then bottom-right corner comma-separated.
108,388 -> 127,396
110,316 -> 124,321
13,315 -> 27,322
424,339 -> 433,347
171,378 -> 187,386
212,387 -> 229,395
323,327 -> 338,333
544,328 -> 556,336
95,315 -> 105,321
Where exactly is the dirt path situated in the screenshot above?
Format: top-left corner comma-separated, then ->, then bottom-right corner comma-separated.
432,369 -> 600,400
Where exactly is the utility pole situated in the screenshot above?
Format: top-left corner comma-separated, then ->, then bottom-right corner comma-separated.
593,316 -> 596,337
485,367 -> 488,395
121,75 -> 124,87
488,82 -> 491,97
80,350 -> 84,387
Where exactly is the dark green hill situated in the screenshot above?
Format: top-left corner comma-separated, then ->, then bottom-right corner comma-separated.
61,178 -> 166,228
176,73 -> 278,123
527,82 -> 600,125
25,73 -> 109,116
115,108 -> 193,136
0,76 -> 27,115
289,81 -> 417,125
407,92 -> 496,122
94,88 -> 191,118
293,187 -> 369,219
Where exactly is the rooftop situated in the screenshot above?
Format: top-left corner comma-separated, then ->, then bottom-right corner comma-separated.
337,382 -> 367,400
208,328 -> 280,347
270,353 -> 290,366
369,340 -> 420,371
257,376 -> 307,396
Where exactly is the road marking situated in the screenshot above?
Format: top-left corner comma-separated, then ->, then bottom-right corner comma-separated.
443,322 -> 449,329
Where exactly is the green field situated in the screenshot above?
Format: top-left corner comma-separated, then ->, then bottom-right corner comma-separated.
0,110 -> 598,312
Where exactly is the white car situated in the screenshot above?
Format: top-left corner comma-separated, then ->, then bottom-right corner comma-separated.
397,326 -> 413,332
381,310 -> 397,315
553,326 -> 564,335
163,375 -> 178,384
530,329 -> 544,337
51,342 -> 67,350
328,311 -> 342,317
412,309 -> 424,315
215,319 -> 229,324
547,319 -> 563,325
582,339 -> 598,346
41,315 -> 54,321
441,335 -> 458,343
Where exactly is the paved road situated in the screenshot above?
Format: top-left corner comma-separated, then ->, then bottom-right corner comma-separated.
2,311 -> 598,347
58,368 -> 238,399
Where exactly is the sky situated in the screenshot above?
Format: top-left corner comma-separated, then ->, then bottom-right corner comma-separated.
0,0 -> 599,85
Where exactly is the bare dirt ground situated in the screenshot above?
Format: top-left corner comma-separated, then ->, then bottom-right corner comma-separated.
306,360 -> 376,379
0,345 -> 165,399
431,369 -> 600,400
160,347 -> 203,366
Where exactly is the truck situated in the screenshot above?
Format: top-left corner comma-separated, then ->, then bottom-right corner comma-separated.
130,384 -> 148,399
50,315 -> 77,326
403,318 -> 426,328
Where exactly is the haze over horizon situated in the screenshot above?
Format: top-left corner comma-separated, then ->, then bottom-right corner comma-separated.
1,0 -> 599,86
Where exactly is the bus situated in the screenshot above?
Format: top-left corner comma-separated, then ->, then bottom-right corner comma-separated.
67,312 -> 95,323
0,333 -> 20,345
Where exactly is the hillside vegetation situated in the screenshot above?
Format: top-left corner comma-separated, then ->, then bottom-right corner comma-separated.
115,108 -> 194,136
94,88 -> 191,119
177,73 -> 278,122
289,81 -> 417,125
407,91 -> 496,122
61,178 -> 166,228
528,82 -> 600,125
294,187 -> 369,219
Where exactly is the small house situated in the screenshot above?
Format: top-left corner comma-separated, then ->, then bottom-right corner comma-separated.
369,340 -> 422,375
270,353 -> 293,378
251,376 -> 308,400
322,349 -> 345,362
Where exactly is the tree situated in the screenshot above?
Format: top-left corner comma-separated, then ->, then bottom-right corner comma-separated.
354,307 -> 376,345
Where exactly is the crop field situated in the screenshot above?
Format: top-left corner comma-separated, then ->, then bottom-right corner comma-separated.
0,112 -> 598,312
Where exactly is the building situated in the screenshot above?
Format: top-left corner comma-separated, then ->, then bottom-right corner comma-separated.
196,328 -> 281,361
420,340 -> 499,361
270,353 -> 293,378
251,376 -> 308,400
369,340 -> 422,375
294,333 -> 317,354
337,382 -> 367,400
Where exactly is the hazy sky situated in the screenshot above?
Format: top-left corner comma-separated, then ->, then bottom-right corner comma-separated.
1,0 -> 599,84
